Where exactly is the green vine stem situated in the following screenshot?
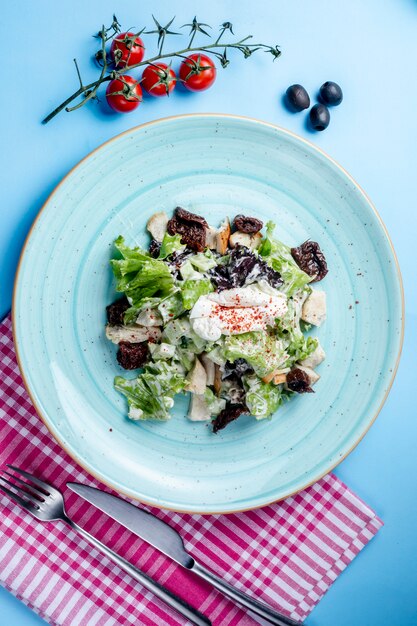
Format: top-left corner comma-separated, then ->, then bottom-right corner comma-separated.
42,16 -> 281,124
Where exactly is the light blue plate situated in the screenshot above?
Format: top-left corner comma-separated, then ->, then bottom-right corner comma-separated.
13,115 -> 403,513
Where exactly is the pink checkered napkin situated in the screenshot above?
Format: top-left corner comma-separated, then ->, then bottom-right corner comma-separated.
0,314 -> 382,626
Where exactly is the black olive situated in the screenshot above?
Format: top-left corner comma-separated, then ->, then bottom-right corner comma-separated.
285,84 -> 310,112
309,104 -> 330,131
319,81 -> 343,106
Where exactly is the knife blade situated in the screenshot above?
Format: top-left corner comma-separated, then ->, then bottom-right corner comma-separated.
67,482 -> 194,568
67,482 -> 302,626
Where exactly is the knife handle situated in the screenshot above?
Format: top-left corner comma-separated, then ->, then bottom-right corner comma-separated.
66,519 -> 211,626
191,559 -> 302,626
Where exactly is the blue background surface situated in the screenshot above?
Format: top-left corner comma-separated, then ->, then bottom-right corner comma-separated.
0,1 -> 416,625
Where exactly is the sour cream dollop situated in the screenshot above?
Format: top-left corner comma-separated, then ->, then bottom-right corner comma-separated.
190,285 -> 287,341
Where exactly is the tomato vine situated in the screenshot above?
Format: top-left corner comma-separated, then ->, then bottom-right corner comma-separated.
42,14 -> 281,124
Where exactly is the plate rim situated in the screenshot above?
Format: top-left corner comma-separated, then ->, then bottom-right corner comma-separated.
12,113 -> 405,514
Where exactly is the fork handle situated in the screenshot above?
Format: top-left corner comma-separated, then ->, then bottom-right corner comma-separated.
191,559 -> 301,626
66,519 -> 211,626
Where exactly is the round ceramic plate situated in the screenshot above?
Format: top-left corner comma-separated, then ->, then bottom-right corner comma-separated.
13,114 -> 403,513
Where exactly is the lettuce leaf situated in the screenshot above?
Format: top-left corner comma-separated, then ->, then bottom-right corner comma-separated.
204,388 -> 226,416
115,360 -> 186,421
157,291 -> 184,323
273,288 -> 318,367
158,232 -> 186,259
145,360 -> 186,391
180,261 -> 203,281
181,278 -> 214,310
243,375 -> 283,419
204,344 -> 225,365
179,251 -> 218,282
162,316 -> 209,353
175,347 -> 196,371
183,333 -> 210,354
189,250 -> 218,271
258,222 -> 312,296
113,236 -> 150,263
162,317 -> 193,344
115,376 -> 169,421
223,331 -> 287,377
149,342 -> 176,360
110,237 -> 149,289
110,236 -> 175,319
285,331 -> 318,367
275,289 -> 310,333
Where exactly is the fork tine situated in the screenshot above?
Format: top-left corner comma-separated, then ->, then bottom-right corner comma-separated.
1,470 -> 45,501
0,479 -> 40,512
0,476 -> 41,507
6,465 -> 51,494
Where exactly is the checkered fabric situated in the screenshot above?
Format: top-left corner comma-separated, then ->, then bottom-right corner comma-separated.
0,315 -> 382,625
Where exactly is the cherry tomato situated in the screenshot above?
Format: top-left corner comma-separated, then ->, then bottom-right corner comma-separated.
110,32 -> 145,68
141,63 -> 177,97
179,53 -> 216,92
106,76 -> 142,113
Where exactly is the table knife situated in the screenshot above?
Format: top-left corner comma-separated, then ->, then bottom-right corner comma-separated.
67,483 -> 303,626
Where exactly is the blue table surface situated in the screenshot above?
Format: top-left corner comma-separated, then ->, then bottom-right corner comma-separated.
1,1 -> 416,624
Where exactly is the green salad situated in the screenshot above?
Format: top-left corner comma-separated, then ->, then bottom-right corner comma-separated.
105,207 -> 328,432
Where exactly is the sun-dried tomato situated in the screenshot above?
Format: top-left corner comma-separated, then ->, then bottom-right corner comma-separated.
234,214 -> 263,234
106,296 -> 129,326
212,403 -> 248,433
291,241 -> 328,282
286,368 -> 314,393
117,341 -> 149,369
167,207 -> 208,252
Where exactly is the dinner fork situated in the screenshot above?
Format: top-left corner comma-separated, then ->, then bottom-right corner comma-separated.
0,465 -> 211,626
